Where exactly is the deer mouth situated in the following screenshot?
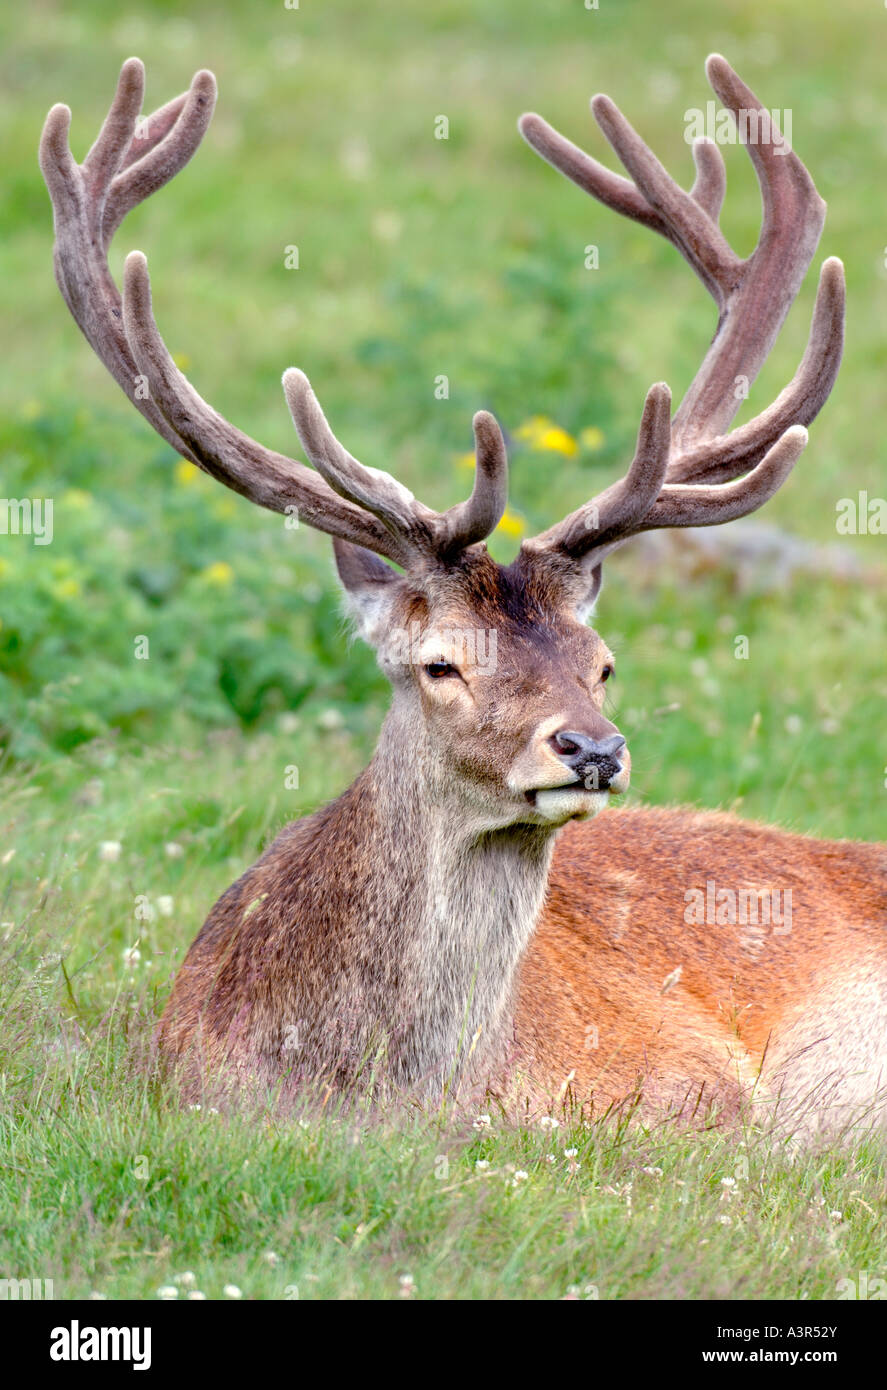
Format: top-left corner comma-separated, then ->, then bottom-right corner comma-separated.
524,783 -> 614,802
524,765 -> 625,805
526,783 -> 612,824
525,784 -> 577,805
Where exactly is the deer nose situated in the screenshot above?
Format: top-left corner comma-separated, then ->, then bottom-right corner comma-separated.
551,731 -> 627,790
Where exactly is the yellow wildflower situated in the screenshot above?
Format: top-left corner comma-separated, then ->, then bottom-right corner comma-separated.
514,415 -> 578,456
175,460 -> 200,486
496,509 -> 526,539
201,561 -> 234,586
172,351 -> 192,372
536,425 -> 578,457
52,577 -> 82,600
455,452 -> 477,470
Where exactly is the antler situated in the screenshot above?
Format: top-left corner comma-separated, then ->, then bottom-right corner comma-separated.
40,58 -> 507,571
518,54 -> 845,565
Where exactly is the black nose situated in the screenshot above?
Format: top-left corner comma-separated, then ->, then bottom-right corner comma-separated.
552,730 -> 626,790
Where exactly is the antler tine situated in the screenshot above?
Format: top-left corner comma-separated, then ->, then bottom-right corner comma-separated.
669,256 -> 844,484
284,375 -> 508,560
648,425 -> 808,530
689,138 -> 726,222
282,368 -> 432,552
525,382 -> 672,559
518,55 -> 844,568
517,112 -> 661,231
437,412 -> 509,556
80,55 -> 146,206
102,69 -> 216,246
116,90 -> 190,173
42,59 -> 511,573
588,93 -> 740,302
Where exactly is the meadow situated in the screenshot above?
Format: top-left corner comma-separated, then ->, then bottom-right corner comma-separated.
0,0 -> 885,1300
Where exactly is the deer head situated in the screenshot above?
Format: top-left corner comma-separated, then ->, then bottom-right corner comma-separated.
40,55 -> 844,835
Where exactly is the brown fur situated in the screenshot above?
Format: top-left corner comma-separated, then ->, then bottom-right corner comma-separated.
158,549 -> 887,1135
519,807 -> 886,1126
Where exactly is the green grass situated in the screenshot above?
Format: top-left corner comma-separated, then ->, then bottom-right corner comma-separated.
1,0 -> 885,1299
3,1019 -> 886,1301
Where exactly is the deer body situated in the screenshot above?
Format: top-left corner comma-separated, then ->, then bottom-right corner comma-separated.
161,789 -> 887,1129
524,809 -> 887,1129
41,54 -> 886,1133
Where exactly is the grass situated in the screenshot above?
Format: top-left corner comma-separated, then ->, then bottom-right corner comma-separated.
0,0 -> 885,1299
2,913 -> 885,1301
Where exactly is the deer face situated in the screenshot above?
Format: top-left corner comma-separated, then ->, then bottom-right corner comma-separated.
335,540 -> 630,828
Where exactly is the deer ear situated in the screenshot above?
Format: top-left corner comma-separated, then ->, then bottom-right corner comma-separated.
333,538 -> 402,646
574,561 -> 603,623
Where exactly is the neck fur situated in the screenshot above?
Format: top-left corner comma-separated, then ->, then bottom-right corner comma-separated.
340,705 -> 558,1092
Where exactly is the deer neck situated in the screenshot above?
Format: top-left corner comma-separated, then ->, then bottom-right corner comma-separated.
349,705 -> 559,1090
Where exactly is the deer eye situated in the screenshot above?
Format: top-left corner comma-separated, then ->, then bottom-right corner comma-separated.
425,661 -> 457,679
600,664 -> 614,683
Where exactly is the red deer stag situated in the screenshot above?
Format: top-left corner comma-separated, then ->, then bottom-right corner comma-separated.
41,55 -> 886,1135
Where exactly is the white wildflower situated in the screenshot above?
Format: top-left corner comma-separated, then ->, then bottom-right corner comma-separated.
317,708 -> 345,731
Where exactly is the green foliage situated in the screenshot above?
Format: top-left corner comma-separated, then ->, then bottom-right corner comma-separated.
0,404 -> 386,759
